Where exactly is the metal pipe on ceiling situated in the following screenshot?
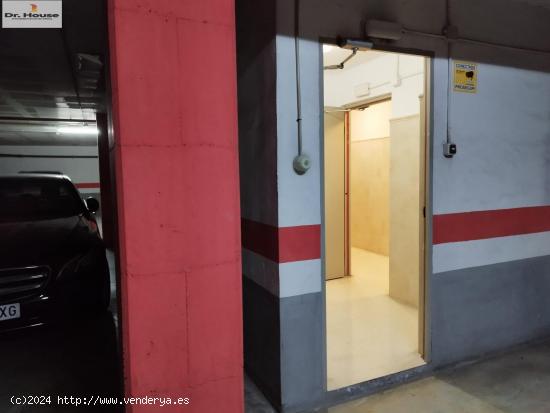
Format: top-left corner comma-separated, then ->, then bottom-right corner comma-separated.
0,117 -> 95,124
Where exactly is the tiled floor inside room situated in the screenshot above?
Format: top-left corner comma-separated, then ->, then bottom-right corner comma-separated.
326,248 -> 425,390
245,340 -> 550,413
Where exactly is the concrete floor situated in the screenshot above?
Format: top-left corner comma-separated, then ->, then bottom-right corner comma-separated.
246,340 -> 550,413
0,250 -> 122,413
0,314 -> 122,413
326,248 -> 424,389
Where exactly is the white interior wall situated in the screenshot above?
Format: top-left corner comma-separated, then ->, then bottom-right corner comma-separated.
349,100 -> 391,141
324,53 -> 424,117
349,109 -> 391,256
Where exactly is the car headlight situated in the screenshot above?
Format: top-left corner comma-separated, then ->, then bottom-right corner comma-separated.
56,248 -> 98,281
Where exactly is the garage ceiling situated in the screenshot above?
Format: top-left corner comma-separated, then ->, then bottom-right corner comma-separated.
0,0 -> 107,145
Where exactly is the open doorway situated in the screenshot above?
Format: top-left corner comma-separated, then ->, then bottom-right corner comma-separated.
323,46 -> 428,390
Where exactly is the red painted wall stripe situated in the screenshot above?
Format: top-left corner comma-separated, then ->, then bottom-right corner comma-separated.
241,218 -> 321,263
279,225 -> 322,263
75,182 -> 101,189
241,219 -> 279,262
434,205 -> 550,244
244,206 -> 550,255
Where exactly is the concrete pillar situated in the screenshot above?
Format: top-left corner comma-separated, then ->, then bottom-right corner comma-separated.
108,1 -> 243,411
274,32 -> 325,411
237,0 -> 325,408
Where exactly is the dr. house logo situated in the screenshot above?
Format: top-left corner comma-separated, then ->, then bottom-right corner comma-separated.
4,4 -> 59,19
2,1 -> 62,28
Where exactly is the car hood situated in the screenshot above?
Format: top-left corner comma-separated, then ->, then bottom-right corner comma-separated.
0,216 -> 92,269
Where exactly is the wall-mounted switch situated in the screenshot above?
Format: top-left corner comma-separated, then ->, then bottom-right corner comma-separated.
443,142 -> 457,158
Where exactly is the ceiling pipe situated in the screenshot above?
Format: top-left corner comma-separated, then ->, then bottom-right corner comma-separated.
0,117 -> 94,124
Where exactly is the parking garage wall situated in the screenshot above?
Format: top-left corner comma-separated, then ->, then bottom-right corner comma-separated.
0,145 -> 100,198
239,0 -> 550,411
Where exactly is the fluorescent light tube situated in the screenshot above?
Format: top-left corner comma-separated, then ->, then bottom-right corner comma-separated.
56,126 -> 98,135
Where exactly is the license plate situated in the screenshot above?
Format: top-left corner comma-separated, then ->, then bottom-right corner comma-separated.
0,303 -> 20,321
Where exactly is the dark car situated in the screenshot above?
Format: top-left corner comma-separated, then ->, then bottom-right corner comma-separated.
0,174 -> 110,331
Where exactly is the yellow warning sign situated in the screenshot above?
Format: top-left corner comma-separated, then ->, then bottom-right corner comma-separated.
453,61 -> 477,93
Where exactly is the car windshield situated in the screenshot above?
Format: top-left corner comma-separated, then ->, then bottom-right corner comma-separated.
0,177 -> 84,222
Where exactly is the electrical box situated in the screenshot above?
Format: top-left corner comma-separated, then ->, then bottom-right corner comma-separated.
443,142 -> 457,158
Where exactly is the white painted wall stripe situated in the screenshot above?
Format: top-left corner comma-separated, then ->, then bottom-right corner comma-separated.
242,248 -> 322,298
279,259 -> 322,297
433,230 -> 550,274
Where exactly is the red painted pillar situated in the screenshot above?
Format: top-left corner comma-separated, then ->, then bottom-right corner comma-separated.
108,1 -> 243,412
